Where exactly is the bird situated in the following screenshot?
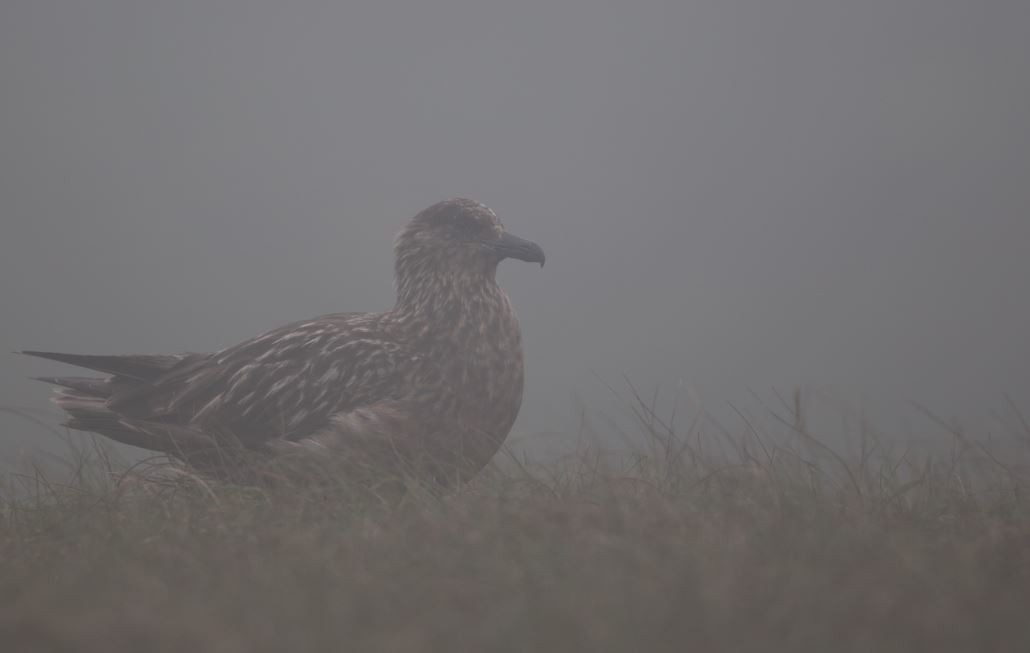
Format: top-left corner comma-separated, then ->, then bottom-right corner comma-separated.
22,198 -> 545,486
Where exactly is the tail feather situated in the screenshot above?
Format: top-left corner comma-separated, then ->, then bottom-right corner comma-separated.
63,417 -> 168,452
33,375 -> 111,398
25,349 -> 232,462
20,350 -> 183,381
53,394 -> 170,451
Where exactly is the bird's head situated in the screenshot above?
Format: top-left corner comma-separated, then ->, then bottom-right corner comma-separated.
394,199 -> 544,302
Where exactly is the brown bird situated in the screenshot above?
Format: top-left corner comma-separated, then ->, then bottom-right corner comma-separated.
23,198 -> 544,485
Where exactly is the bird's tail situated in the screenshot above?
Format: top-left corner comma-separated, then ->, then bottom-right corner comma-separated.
33,375 -> 111,398
21,350 -> 183,451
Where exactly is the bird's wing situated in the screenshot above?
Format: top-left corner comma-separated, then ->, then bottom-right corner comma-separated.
105,313 -> 410,447
22,351 -> 188,380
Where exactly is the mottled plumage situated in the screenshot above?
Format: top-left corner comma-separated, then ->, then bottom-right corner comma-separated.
24,198 -> 544,484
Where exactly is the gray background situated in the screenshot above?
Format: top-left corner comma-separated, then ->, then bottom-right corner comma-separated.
2,1 -> 1028,466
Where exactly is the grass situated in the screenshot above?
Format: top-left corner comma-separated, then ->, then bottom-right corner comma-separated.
2,388 -> 1030,652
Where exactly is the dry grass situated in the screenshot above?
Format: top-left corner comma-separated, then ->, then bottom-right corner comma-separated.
2,389 -> 1030,652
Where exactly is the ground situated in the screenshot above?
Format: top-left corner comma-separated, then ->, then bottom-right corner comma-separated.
2,393 -> 1029,652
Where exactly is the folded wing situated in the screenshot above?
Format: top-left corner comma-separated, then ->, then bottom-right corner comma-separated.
24,313 -> 410,462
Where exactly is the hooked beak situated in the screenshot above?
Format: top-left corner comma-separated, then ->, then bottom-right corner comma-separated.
491,232 -> 546,267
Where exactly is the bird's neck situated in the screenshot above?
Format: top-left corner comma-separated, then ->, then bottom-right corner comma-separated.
391,269 -> 510,339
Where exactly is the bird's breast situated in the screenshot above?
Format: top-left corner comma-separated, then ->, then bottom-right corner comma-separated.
387,289 -> 526,479
423,299 -> 524,431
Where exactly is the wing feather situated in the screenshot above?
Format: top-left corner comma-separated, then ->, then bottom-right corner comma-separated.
105,313 -> 408,447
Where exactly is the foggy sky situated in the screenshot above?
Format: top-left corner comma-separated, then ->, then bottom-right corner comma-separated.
2,1 -> 1028,464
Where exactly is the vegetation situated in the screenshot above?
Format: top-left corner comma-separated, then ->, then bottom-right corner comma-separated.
2,389 -> 1029,652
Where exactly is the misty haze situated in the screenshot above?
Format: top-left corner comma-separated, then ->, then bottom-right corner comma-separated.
2,1 -> 1029,651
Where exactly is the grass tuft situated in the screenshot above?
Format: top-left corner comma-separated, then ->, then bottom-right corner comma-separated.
3,389 -> 1030,652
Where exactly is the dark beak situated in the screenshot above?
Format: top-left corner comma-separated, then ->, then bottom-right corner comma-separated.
491,232 -> 546,267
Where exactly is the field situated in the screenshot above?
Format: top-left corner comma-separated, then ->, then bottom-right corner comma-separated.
2,390 -> 1030,652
